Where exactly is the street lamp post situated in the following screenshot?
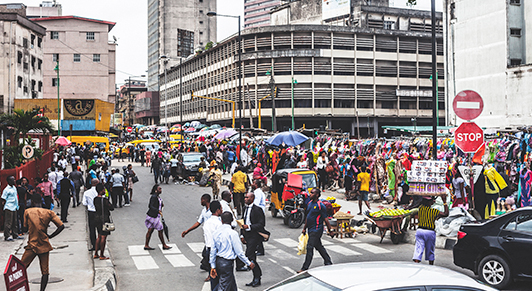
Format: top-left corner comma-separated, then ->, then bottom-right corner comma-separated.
291,77 -> 297,130
54,60 -> 60,135
207,12 -> 243,150
431,0 -> 437,160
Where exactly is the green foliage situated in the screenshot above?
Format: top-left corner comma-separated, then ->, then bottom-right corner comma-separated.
0,108 -> 51,169
406,0 -> 417,6
205,41 -> 215,51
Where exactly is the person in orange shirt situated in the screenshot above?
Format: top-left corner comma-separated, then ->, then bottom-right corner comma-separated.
357,166 -> 372,215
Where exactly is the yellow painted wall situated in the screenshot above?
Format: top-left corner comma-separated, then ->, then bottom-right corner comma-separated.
95,99 -> 115,132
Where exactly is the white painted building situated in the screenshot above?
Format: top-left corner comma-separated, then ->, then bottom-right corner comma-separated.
445,0 -> 532,128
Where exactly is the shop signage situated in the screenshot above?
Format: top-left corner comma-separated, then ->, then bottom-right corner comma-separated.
21,145 -> 34,160
64,99 -> 95,120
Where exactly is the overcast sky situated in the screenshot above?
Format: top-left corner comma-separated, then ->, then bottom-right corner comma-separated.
19,0 -> 443,86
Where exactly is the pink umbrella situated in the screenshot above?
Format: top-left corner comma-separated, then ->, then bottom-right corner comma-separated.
214,129 -> 238,140
55,136 -> 72,146
185,127 -> 196,132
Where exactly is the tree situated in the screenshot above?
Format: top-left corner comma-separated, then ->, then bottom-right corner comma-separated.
0,108 -> 53,168
406,0 -> 417,6
0,108 -> 53,145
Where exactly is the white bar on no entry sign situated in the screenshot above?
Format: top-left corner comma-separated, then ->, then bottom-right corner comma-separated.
456,101 -> 480,109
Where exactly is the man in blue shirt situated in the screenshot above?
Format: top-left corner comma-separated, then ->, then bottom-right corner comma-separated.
210,212 -> 255,291
298,188 -> 333,272
1,176 -> 23,241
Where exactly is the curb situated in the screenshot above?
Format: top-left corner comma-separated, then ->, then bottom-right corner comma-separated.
90,249 -> 117,291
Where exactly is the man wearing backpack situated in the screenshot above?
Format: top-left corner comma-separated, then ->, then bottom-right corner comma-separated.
298,188 -> 333,273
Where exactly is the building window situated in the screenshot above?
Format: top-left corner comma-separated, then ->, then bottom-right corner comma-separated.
383,21 -> 395,30
199,21 -> 203,24
86,32 -> 95,41
93,54 -> 101,62
23,38 -> 28,48
37,37 -> 42,48
31,56 -> 35,69
199,10 -> 203,13
51,31 -> 59,39
17,51 -> 22,64
38,81 -> 43,92
510,28 -> 521,37
74,54 -> 81,62
17,76 -> 22,88
52,78 -> 59,87
31,34 -> 35,47
53,53 -> 59,62
38,59 -> 42,70
199,31 -> 203,35
510,0 -> 521,5
510,59 -> 522,66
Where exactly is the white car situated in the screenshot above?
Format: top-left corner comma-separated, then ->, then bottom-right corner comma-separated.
265,262 -> 497,291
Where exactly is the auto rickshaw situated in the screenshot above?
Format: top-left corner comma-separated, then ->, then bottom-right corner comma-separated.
269,168 -> 318,228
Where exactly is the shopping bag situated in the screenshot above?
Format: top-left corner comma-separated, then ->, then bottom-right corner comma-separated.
297,233 -> 309,256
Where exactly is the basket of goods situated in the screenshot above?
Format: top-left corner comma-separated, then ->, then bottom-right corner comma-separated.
326,196 -> 336,204
331,202 -> 341,214
333,210 -> 354,220
407,160 -> 448,196
367,208 -> 411,220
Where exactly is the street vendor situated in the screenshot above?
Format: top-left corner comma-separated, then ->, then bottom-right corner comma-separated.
412,195 -> 448,265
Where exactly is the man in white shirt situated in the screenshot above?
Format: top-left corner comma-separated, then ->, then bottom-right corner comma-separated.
182,194 -> 212,272
82,178 -> 99,251
110,169 -> 125,208
210,212 -> 255,291
220,191 -> 237,229
252,180 -> 266,212
48,167 -> 58,195
204,201 -> 222,288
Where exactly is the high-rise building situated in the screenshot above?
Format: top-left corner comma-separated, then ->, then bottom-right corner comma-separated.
244,0 -> 281,28
445,0 -> 532,128
26,1 -> 62,19
147,0 -> 216,91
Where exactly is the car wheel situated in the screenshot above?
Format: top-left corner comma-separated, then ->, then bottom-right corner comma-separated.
478,254 -> 512,289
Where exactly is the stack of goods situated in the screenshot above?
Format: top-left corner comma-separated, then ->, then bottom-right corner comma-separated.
333,211 -> 354,220
407,160 -> 448,196
367,208 -> 411,219
331,202 -> 341,214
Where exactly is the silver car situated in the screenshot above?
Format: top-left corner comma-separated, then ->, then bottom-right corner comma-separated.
265,262 -> 497,291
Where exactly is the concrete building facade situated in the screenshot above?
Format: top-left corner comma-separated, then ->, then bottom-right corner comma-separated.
445,0 -> 532,128
26,1 -> 62,19
32,16 -> 117,103
135,91 -> 160,125
244,0 -> 281,29
117,80 -> 147,126
0,4 -> 46,114
147,0 -> 217,91
160,7 -> 445,136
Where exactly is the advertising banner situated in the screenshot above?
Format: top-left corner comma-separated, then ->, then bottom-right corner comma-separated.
63,99 -> 95,120
322,0 -> 350,20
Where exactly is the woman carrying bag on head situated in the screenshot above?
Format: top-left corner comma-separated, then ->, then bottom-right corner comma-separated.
94,183 -> 114,260
144,184 -> 172,251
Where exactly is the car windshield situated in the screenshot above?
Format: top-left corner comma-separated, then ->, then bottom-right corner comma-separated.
301,173 -> 317,188
268,273 -> 340,291
183,155 -> 202,163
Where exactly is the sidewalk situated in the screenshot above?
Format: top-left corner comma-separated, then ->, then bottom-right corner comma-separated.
0,200 -> 116,290
222,173 -> 456,250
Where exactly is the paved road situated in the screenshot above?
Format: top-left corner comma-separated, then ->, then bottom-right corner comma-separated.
108,161 -> 529,291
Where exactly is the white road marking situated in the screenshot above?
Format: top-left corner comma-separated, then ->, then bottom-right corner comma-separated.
321,240 -> 333,245
353,243 -> 392,254
201,282 -> 210,291
268,248 -> 294,260
332,237 -> 360,243
165,254 -> 195,267
268,258 -> 278,264
158,244 -> 181,254
132,256 -> 159,270
128,245 -> 149,256
282,266 -> 297,274
187,242 -> 205,253
327,245 -> 362,256
456,101 -> 480,109
274,238 -> 298,248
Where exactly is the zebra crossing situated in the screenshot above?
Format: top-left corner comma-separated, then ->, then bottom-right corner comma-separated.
126,236 -> 392,271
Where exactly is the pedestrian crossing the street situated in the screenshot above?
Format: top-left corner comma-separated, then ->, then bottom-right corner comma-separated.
126,237 -> 393,271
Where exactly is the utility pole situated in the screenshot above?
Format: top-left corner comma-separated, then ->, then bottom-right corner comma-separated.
431,0 -> 438,160
54,60 -> 60,135
268,69 -> 276,132
291,77 -> 297,130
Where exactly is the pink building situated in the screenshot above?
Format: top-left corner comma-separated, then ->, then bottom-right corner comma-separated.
244,0 -> 281,28
32,16 -> 116,103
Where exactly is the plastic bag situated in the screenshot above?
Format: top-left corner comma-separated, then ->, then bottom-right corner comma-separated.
297,233 -> 308,256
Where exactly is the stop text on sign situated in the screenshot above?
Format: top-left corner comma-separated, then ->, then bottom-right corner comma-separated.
456,132 -> 483,142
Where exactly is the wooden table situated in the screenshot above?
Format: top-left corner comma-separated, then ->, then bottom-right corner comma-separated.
332,218 -> 355,238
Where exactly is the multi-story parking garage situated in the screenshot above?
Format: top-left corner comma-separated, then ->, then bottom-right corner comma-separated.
160,6 -> 445,137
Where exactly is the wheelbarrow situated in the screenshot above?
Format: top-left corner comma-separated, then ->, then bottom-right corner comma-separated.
365,215 -> 407,244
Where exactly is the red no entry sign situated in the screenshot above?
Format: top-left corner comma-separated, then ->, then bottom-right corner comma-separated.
126,127 -> 133,133
453,90 -> 484,121
455,122 -> 484,153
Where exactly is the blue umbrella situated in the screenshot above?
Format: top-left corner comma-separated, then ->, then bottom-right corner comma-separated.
266,131 -> 309,147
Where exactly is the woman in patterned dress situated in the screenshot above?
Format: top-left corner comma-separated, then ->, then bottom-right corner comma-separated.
144,184 -> 171,250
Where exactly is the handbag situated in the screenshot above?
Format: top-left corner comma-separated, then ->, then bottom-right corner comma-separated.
132,175 -> 139,183
101,198 -> 115,232
258,228 -> 271,242
326,165 -> 334,173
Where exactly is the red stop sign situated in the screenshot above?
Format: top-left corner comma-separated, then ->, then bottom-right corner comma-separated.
453,90 -> 484,121
126,127 -> 133,133
455,122 -> 484,153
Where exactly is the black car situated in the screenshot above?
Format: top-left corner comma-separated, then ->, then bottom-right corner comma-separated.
176,152 -> 205,178
453,206 -> 532,289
